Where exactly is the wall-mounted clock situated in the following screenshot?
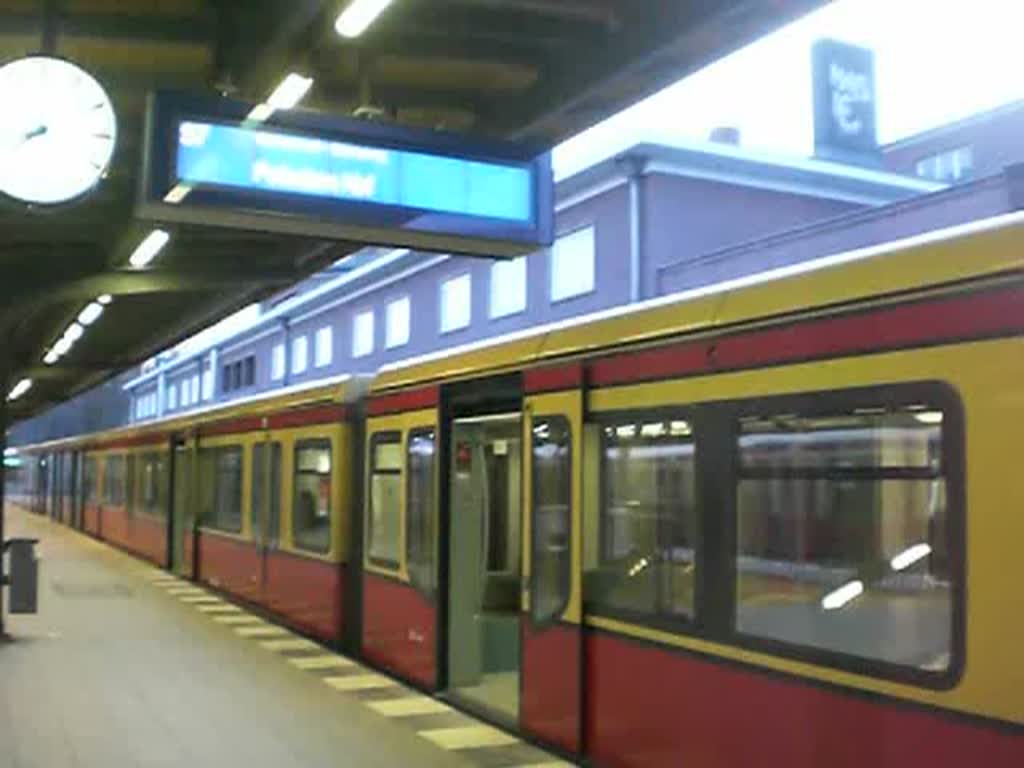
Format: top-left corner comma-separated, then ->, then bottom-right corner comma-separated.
0,55 -> 117,205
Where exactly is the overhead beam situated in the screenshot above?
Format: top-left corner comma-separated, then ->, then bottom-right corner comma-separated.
447,0 -> 618,27
0,11 -> 214,45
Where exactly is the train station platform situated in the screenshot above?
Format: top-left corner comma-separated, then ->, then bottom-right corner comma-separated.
0,506 -> 571,768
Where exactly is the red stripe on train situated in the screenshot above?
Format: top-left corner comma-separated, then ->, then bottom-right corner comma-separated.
525,362 -> 584,394
586,631 -> 1023,767
368,385 -> 440,416
200,403 -> 348,437
591,283 -> 1024,386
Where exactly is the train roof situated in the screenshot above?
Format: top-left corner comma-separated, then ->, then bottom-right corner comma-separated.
372,210 -> 1024,393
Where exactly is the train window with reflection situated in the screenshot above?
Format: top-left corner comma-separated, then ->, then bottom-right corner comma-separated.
589,418 -> 697,622
103,455 -> 125,506
293,440 -> 332,553
735,404 -> 954,675
200,446 -> 243,533
531,417 -> 572,624
251,442 -> 282,545
140,452 -> 167,517
368,433 -> 402,569
406,429 -> 436,593
83,456 -> 98,506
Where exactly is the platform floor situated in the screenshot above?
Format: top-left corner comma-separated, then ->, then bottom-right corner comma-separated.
0,506 -> 572,768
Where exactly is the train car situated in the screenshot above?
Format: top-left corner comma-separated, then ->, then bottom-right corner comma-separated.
7,213 -> 1024,766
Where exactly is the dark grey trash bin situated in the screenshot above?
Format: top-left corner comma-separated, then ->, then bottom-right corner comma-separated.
3,538 -> 39,614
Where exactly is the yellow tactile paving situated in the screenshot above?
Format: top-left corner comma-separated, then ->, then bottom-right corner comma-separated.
259,638 -> 320,652
288,655 -> 356,671
213,614 -> 264,625
178,595 -> 222,604
418,725 -> 519,751
367,696 -> 451,717
323,674 -> 396,692
235,625 -> 290,638
197,604 -> 242,614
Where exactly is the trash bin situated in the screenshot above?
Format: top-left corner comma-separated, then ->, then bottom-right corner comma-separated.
3,538 -> 39,614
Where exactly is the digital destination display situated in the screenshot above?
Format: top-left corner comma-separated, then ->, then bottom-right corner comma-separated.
139,91 -> 553,256
175,121 -> 534,224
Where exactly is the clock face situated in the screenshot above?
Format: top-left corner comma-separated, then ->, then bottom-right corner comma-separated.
0,56 -> 117,205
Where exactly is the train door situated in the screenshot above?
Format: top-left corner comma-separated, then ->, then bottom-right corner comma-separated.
250,437 -> 282,599
446,412 -> 524,726
520,384 -> 584,755
170,437 -> 195,577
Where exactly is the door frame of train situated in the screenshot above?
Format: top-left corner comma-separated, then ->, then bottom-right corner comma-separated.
437,373 -> 524,722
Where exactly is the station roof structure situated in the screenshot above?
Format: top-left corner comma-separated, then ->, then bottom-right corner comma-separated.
0,0 -> 825,421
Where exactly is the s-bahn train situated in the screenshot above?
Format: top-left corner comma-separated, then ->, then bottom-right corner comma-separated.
8,214 -> 1024,767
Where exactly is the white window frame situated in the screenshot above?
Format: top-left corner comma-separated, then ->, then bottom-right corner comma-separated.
385,297 -> 410,349
550,226 -> 596,302
490,256 -> 527,319
315,325 -> 334,368
352,310 -> 375,358
271,343 -> 286,381
440,273 -> 472,334
292,335 -> 308,375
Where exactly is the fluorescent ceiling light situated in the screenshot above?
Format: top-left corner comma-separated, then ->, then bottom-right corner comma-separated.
890,543 -> 932,572
63,322 -> 84,344
821,580 -> 864,611
163,183 -> 193,204
7,378 -> 32,402
97,294 -> 113,305
78,302 -> 104,326
43,350 -> 59,365
246,103 -> 275,123
335,0 -> 393,38
129,229 -> 170,268
267,73 -> 314,110
53,337 -> 73,356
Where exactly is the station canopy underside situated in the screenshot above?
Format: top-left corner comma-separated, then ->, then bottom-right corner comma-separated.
0,0 -> 825,422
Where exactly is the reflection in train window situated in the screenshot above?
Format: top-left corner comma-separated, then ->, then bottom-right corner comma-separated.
140,452 -> 167,517
200,446 -> 243,533
368,434 -> 402,569
590,419 -> 697,622
735,406 -> 952,673
531,416 -> 572,624
407,429 -> 436,593
293,440 -> 332,553
104,455 -> 125,506
251,442 -> 282,545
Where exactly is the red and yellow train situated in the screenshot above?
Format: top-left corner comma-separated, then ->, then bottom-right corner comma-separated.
9,213 -> 1024,766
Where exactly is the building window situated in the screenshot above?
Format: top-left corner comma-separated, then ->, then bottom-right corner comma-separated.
293,440 -> 332,553
353,310 -> 374,358
271,343 -> 286,381
292,335 -> 308,375
167,384 -> 177,411
191,374 -> 200,403
440,273 -> 471,333
315,325 -> 333,368
490,256 -> 527,318
385,297 -> 410,349
735,399 -> 954,675
551,226 -> 595,302
406,429 -> 436,593
202,366 -> 214,400
594,417 -> 697,622
915,145 -> 974,183
222,356 -> 256,394
367,433 -> 402,569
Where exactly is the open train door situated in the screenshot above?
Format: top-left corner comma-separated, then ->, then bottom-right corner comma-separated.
521,364 -> 584,756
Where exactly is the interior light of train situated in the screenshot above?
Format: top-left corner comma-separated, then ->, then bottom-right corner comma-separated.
641,423 -> 666,437
914,411 -> 943,425
670,420 -> 692,436
335,0 -> 393,38
129,229 -> 170,268
821,579 -> 864,611
890,543 -> 932,572
616,425 -> 637,439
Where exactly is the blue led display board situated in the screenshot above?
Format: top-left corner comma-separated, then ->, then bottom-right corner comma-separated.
139,92 -> 554,257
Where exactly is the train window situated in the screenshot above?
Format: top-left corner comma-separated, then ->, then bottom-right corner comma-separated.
293,440 -> 332,554
406,429 -> 436,593
140,452 -> 167,517
735,403 -> 955,676
83,457 -> 98,505
368,433 -> 402,569
125,454 -> 137,516
103,455 -> 125,506
200,446 -> 243,533
589,418 -> 698,623
531,417 -> 572,624
251,442 -> 282,544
